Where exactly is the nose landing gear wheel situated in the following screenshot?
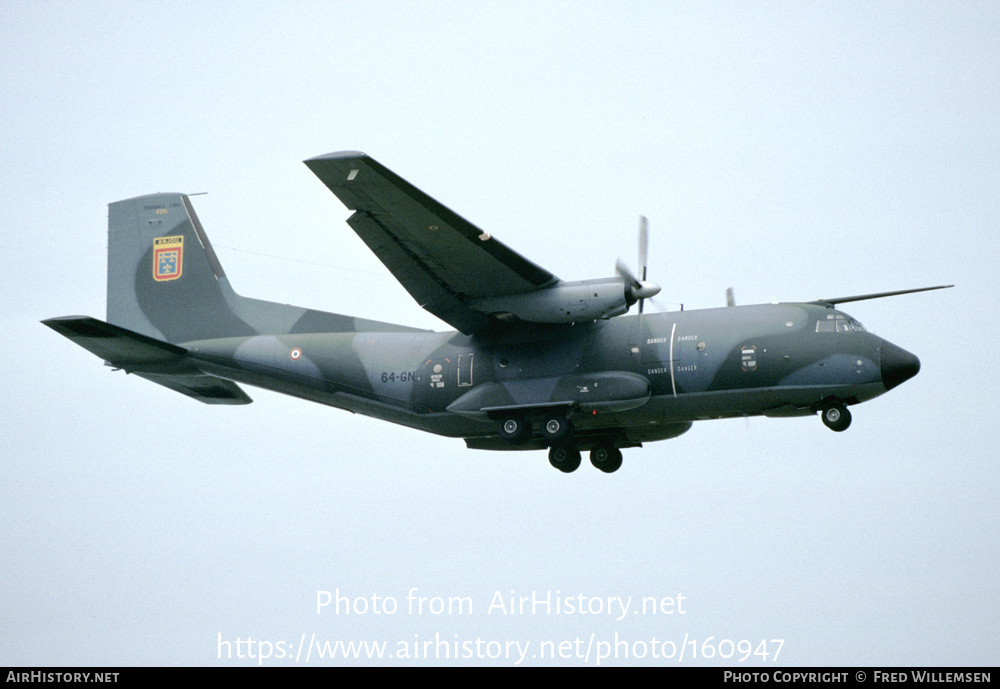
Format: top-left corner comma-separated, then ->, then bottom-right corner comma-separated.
548,446 -> 582,473
821,404 -> 852,432
590,443 -> 623,473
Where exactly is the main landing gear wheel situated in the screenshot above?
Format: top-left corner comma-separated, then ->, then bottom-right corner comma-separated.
498,416 -> 532,445
541,415 -> 574,445
548,446 -> 582,473
821,404 -> 852,432
590,443 -> 623,473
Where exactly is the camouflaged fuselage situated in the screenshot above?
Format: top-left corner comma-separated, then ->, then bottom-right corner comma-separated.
180,301 -> 893,450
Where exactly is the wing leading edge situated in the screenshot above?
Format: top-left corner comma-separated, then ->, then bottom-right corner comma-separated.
305,152 -> 559,334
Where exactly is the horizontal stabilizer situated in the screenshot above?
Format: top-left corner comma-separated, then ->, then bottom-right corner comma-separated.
41,316 -> 251,405
132,372 -> 252,405
42,316 -> 187,364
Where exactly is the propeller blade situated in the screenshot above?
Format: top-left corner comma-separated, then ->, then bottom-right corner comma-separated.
615,258 -> 639,287
617,216 -> 660,313
638,215 -> 648,282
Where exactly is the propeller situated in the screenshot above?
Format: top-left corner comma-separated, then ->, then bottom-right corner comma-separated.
616,215 -> 661,313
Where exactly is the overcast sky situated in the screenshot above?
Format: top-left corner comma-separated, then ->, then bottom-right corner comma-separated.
3,1 -> 997,666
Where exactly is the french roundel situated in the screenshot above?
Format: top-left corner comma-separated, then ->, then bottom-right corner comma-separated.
289,347 -> 302,361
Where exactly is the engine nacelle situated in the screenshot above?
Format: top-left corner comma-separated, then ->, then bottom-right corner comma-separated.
471,278 -> 630,324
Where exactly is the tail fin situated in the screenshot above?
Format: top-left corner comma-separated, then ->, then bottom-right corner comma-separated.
107,193 -> 258,342
106,193 -> 419,343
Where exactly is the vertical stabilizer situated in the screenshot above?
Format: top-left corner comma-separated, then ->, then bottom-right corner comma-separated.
105,193 -> 423,343
107,193 -> 255,343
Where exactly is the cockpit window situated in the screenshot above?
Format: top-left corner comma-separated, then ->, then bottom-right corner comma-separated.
816,314 -> 866,333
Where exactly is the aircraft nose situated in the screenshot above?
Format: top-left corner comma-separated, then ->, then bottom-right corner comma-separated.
880,340 -> 921,391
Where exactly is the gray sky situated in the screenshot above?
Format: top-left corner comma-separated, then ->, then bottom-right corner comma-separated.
3,1 -> 997,666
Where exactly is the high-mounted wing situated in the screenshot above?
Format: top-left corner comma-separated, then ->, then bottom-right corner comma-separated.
305,152 -> 559,334
810,285 -> 953,305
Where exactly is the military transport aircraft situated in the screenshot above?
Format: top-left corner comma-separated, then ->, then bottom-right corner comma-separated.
44,152 -> 951,473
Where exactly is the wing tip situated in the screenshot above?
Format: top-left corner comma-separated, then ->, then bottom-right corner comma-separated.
304,150 -> 369,164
